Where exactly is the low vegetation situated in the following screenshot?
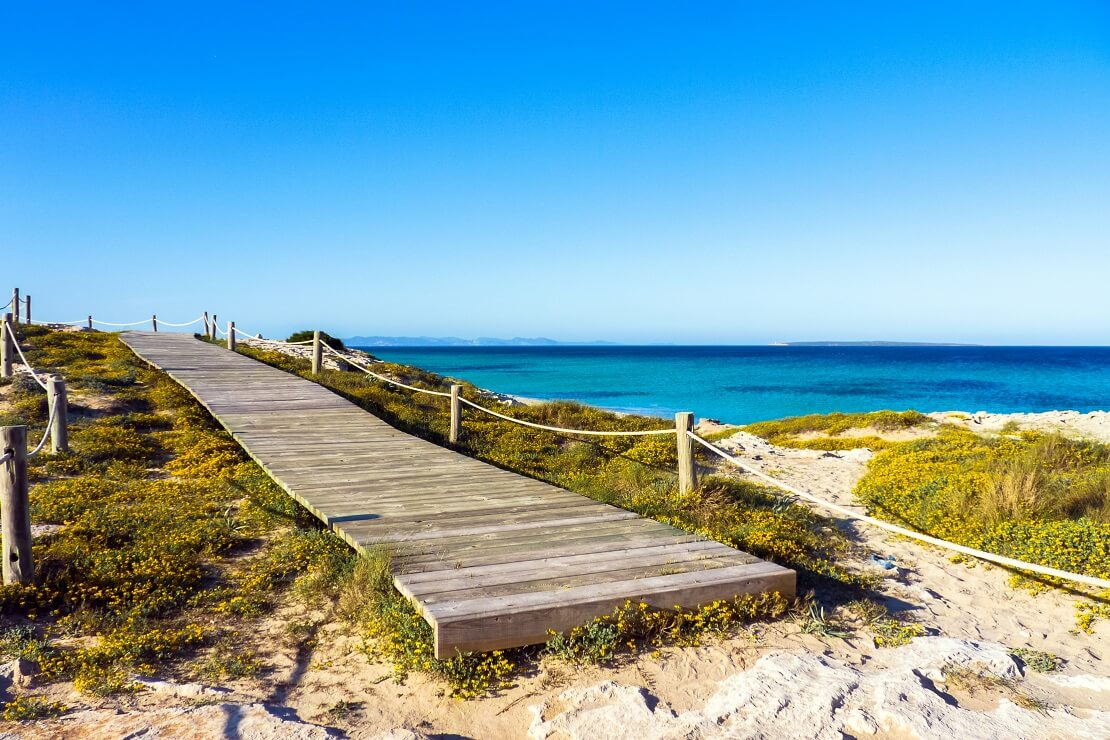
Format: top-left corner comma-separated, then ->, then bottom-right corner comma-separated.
545,594 -> 790,665
855,427 -> 1110,628
744,410 -> 932,451
0,327 -> 352,714
286,330 -> 345,350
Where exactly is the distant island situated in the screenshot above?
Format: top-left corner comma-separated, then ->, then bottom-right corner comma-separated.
345,336 -> 617,347
780,341 -> 983,347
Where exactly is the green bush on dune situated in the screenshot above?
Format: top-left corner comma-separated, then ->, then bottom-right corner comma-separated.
855,427 -> 1110,629
286,329 -> 345,350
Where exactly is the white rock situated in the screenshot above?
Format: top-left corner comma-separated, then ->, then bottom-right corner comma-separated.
528,639 -> 1110,740
1044,672 -> 1110,693
133,677 -> 231,699
57,703 -> 339,739
528,681 -> 704,739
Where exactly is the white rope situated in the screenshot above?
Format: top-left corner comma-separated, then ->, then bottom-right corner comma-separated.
6,331 -> 48,390
459,397 -> 676,436
232,326 -> 314,344
321,343 -> 452,397
154,316 -> 204,327
688,432 -> 1110,591
0,452 -> 11,465
27,318 -> 87,326
0,297 -> 13,310
91,318 -> 151,327
26,394 -> 58,458
322,343 -> 675,432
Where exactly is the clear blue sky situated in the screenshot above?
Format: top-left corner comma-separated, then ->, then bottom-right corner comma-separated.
3,3 -> 1108,344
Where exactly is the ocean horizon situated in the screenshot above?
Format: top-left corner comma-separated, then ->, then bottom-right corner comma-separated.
364,345 -> 1110,425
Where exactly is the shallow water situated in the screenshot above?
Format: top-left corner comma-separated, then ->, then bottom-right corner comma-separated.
364,346 -> 1110,424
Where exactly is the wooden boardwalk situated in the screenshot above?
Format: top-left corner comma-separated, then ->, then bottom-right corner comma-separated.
121,332 -> 795,657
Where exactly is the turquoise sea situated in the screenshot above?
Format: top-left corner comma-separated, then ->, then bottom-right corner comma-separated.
362,346 -> 1110,425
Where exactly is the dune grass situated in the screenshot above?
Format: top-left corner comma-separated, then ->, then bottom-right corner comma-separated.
0,327 -> 350,704
744,410 -> 932,451
855,427 -> 1110,628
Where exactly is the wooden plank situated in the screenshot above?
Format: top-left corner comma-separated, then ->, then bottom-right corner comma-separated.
402,546 -> 757,599
416,553 -> 758,605
396,540 -> 727,587
431,564 -> 795,657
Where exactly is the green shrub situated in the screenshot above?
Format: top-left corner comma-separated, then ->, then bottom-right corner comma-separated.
855,428 -> 1110,626
743,411 -> 932,450
286,330 -> 345,350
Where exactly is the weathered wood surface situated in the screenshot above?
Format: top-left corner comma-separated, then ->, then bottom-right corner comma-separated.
121,332 -> 795,657
1,424 -> 33,585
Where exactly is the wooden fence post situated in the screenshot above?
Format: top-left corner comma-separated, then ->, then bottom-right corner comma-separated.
12,289 -> 18,324
24,295 -> 30,324
1,314 -> 11,378
675,411 -> 696,494
211,314 -> 217,339
151,314 -> 158,332
1,425 -> 33,585
227,321 -> 236,351
311,331 -> 323,374
203,311 -> 210,338
87,315 -> 93,330
449,384 -> 462,444
47,375 -> 68,453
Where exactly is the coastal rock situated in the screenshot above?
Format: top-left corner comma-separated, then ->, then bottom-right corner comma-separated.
528,638 -> 1110,739
239,338 -> 376,373
133,676 -> 232,699
528,681 -> 701,739
53,703 -> 340,739
370,729 -> 426,740
0,658 -> 39,698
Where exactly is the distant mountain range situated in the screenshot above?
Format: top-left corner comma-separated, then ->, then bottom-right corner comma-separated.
781,341 -> 982,347
345,336 -> 617,347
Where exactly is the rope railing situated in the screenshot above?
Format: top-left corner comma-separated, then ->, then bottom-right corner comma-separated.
8,330 -> 48,390
27,318 -> 87,326
91,318 -> 154,327
2,323 -> 62,458
230,327 -> 314,344
152,316 -> 204,328
458,397 -> 675,436
687,431 -> 1110,592
320,342 -> 676,434
26,315 -> 201,329
26,395 -> 58,458
322,343 -> 452,397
